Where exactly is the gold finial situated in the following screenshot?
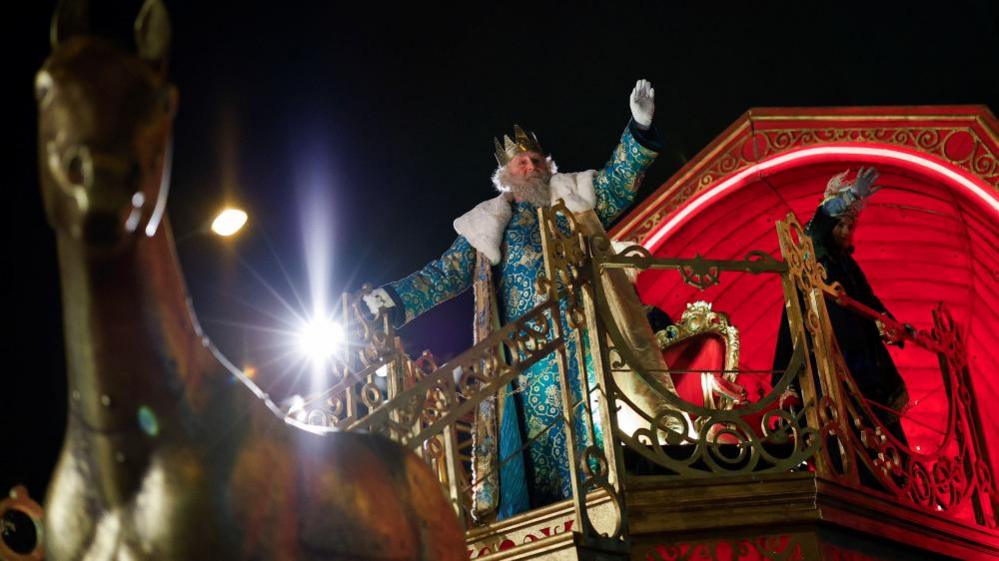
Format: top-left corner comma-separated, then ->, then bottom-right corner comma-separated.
494,124 -> 544,166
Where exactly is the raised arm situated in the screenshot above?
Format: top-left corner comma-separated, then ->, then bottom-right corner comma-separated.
366,236 -> 477,326
594,79 -> 664,225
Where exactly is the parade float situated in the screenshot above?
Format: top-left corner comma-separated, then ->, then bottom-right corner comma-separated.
4,1 -> 998,560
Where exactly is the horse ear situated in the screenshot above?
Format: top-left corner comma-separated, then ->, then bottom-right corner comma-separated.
134,0 -> 171,71
50,0 -> 90,49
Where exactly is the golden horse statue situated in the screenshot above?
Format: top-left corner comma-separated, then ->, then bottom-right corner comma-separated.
34,1 -> 463,559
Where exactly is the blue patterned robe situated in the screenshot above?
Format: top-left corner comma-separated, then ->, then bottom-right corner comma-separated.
383,121 -> 660,518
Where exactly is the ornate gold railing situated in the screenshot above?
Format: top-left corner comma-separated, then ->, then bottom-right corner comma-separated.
584,217 -> 814,486
290,202 -> 997,552
776,216 -> 997,525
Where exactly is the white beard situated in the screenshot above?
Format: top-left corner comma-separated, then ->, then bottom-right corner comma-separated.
492,166 -> 551,207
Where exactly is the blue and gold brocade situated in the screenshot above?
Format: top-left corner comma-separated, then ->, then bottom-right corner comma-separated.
386,122 -> 659,517
389,236 -> 476,324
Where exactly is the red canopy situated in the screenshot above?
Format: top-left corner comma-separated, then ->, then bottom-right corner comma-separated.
612,106 -> 999,467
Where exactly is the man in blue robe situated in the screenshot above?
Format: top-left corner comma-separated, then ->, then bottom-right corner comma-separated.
363,80 -> 663,520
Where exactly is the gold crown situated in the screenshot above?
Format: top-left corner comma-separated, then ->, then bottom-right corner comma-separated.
494,125 -> 544,166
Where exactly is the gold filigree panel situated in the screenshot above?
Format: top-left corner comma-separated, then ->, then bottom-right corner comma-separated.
618,112 -> 999,245
774,212 -> 998,527
636,534 -> 809,561
589,223 -> 818,478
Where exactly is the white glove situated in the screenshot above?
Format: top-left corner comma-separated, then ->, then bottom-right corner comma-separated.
363,287 -> 395,316
629,79 -> 655,129
850,166 -> 881,199
824,167 -> 880,218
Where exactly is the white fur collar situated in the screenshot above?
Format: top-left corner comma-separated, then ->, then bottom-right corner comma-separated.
453,171 -> 597,265
453,195 -> 512,265
550,171 -> 596,213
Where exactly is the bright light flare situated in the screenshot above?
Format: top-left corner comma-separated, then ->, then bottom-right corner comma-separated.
296,317 -> 345,365
211,208 -> 248,237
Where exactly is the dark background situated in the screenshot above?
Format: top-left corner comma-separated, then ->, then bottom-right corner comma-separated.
5,1 -> 998,501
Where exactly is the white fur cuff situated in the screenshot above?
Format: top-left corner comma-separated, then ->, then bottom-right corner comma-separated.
363,288 -> 394,315
453,195 -> 512,265
550,171 -> 597,213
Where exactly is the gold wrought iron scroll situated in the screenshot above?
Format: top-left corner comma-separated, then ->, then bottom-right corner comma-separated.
636,532 -> 812,561
588,230 -> 820,478
537,200 -> 630,553
342,297 -> 564,523
292,289 -> 407,428
776,213 -> 998,526
290,201 -> 998,539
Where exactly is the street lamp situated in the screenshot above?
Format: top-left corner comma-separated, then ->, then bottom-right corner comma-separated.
211,207 -> 248,237
175,206 -> 250,245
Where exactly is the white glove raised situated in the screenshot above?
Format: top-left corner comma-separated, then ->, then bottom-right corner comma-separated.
362,287 -> 395,316
629,79 -> 655,130
850,166 -> 881,199
823,167 -> 880,218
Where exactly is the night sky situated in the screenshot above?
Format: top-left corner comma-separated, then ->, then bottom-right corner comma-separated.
5,1 -> 998,501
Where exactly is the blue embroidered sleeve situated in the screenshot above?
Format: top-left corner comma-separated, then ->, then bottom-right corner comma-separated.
386,235 -> 477,324
594,121 -> 660,226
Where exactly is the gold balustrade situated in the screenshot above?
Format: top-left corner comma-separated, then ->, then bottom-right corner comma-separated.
288,202 -> 998,560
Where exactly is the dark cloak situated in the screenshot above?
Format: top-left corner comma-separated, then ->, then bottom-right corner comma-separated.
771,203 -> 909,421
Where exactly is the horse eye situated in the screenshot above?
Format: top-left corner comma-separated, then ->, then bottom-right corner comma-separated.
63,145 -> 91,186
35,71 -> 54,106
66,153 -> 85,185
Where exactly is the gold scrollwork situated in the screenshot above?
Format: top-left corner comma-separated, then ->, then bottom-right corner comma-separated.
578,445 -> 624,539
621,393 -> 818,477
345,300 -> 563,448
290,172 -> 997,546
537,199 -> 589,328
638,533 -> 807,561
778,211 -> 997,524
592,215 -> 818,477
680,254 -> 720,289
624,120 -> 999,248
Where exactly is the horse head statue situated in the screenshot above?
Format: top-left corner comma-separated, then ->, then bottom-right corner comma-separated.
34,1 -> 464,559
38,0 -> 175,249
